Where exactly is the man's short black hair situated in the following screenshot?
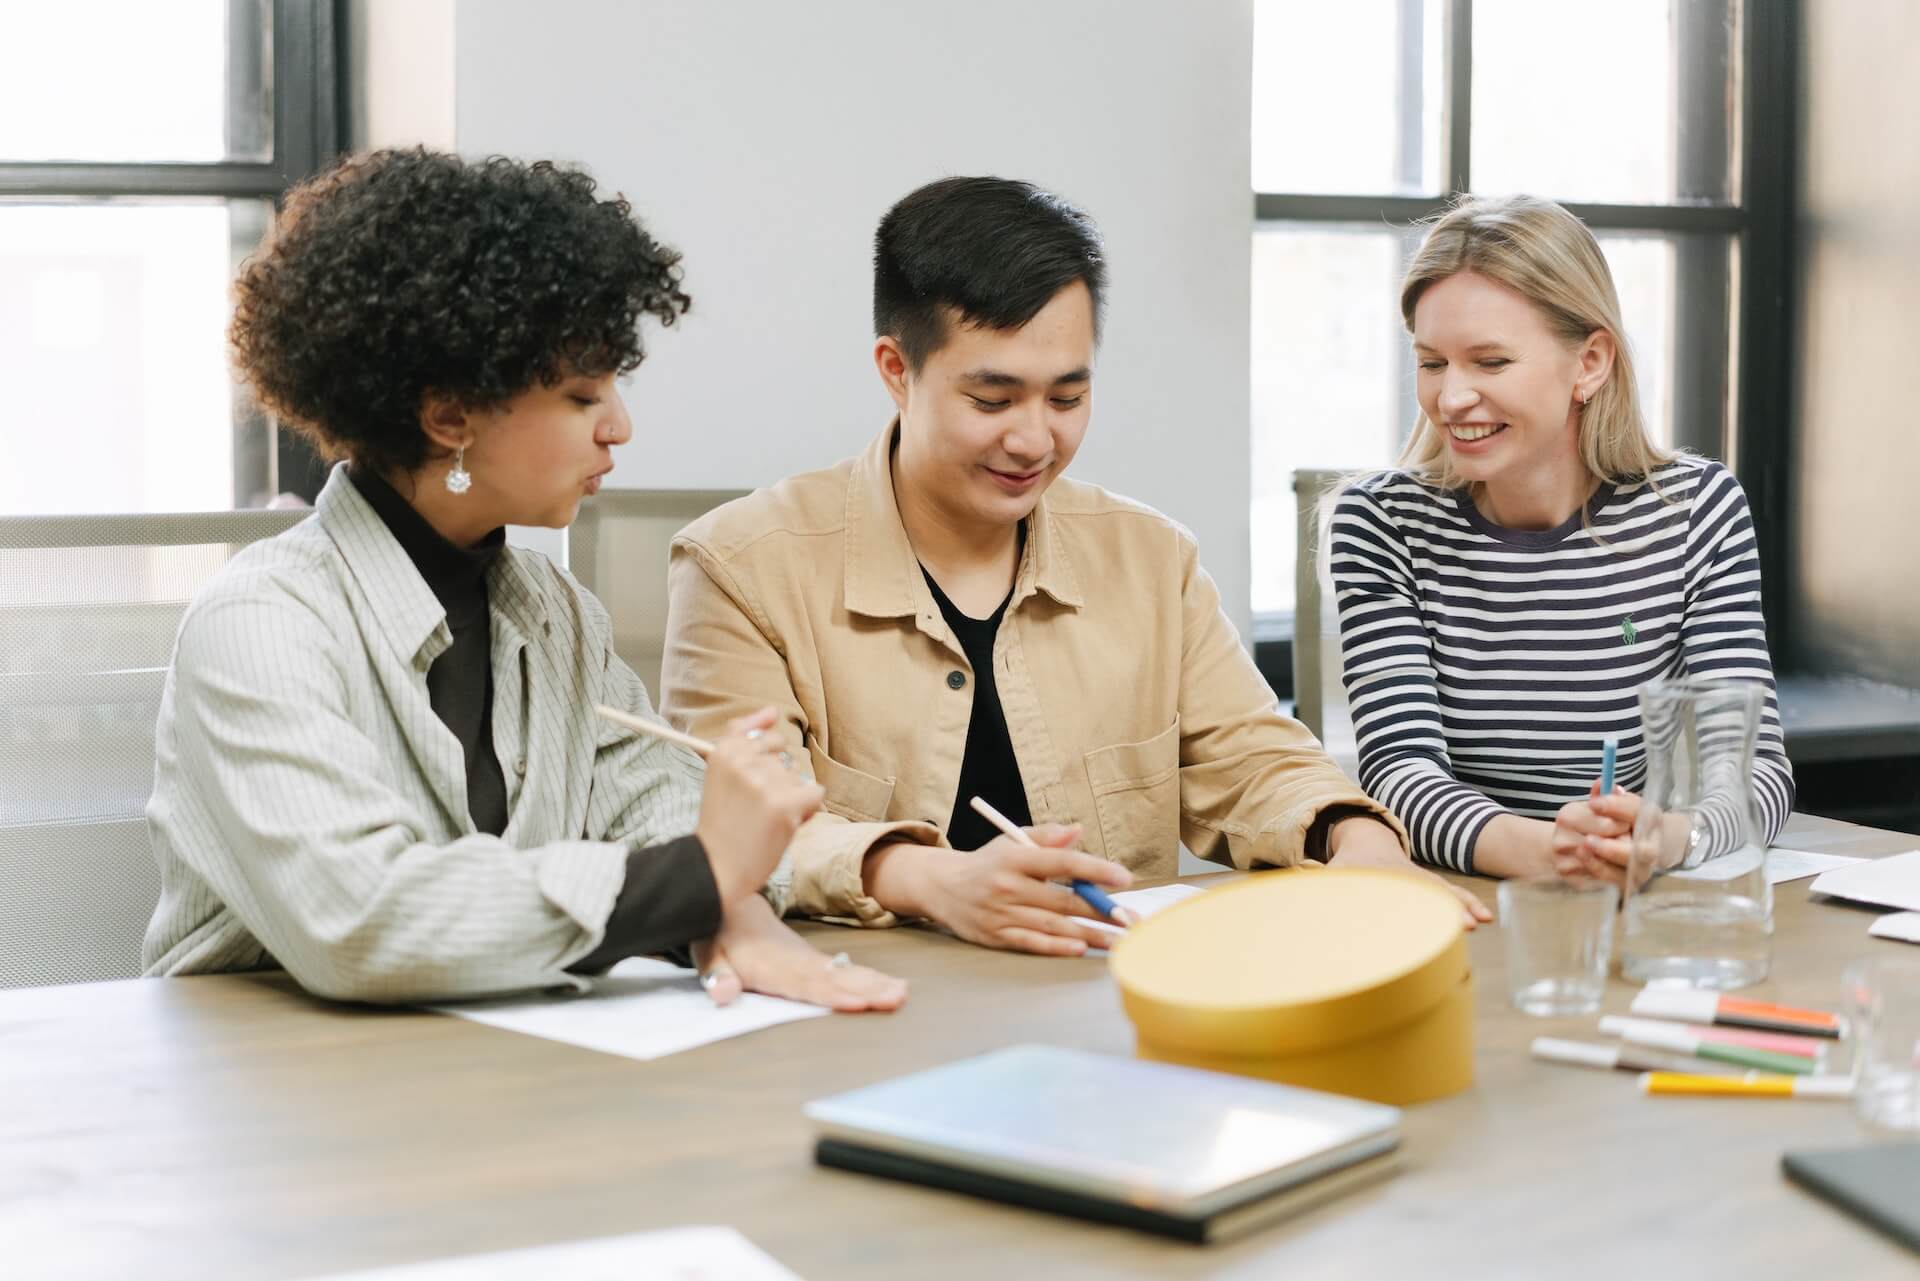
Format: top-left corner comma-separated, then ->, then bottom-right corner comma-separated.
873,176 -> 1105,372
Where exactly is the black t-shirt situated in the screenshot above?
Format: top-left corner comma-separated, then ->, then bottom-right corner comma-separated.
923,570 -> 1033,851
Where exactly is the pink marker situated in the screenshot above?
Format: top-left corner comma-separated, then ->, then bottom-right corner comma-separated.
1600,1015 -> 1828,1063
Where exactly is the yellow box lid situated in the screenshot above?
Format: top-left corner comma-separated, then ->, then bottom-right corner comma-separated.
1110,869 -> 1468,1058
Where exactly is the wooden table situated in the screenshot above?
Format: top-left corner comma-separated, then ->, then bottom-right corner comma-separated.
5,814 -> 1916,1280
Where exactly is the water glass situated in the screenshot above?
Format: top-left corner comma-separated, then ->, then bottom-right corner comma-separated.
1843,955 -> 1920,1132
1498,878 -> 1619,1017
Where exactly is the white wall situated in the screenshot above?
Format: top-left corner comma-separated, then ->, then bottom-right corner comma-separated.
347,0 -> 455,151
441,0 -> 1254,631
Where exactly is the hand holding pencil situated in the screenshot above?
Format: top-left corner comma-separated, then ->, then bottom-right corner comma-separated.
595,703 -> 822,908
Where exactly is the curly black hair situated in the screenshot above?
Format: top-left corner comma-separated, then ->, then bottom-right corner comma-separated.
231,148 -> 690,474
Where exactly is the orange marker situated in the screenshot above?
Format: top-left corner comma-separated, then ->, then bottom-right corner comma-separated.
1630,988 -> 1842,1040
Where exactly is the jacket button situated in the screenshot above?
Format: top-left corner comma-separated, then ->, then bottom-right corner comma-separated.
946,670 -> 967,690
514,758 -> 528,777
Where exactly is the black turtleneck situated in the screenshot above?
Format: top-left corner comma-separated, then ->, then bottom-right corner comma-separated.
349,464 -> 510,837
347,465 -> 721,971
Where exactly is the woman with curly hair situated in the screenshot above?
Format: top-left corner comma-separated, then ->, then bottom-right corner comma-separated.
143,148 -> 906,1011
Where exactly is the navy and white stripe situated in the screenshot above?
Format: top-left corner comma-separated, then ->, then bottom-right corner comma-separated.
1329,457 -> 1794,873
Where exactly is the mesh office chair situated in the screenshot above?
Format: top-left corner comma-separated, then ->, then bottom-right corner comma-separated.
0,510 -> 307,988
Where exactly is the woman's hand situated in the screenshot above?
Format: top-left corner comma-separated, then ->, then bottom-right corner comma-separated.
691,895 -> 907,1012
1551,782 -> 1641,888
694,707 -> 825,906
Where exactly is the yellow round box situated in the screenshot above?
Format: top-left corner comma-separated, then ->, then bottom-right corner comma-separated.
1109,869 -> 1474,1106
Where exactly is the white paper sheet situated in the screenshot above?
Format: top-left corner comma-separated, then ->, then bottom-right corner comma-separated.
308,1226 -> 804,1280
1868,911 -> 1920,944
1764,847 -> 1869,885
1086,882 -> 1208,940
1666,847 -> 1869,884
426,957 -> 827,1061
1809,849 -> 1920,913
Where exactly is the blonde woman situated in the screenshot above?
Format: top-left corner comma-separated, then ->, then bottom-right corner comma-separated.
1327,194 -> 1793,883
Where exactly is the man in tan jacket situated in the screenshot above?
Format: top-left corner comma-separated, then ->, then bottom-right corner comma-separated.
662,176 -> 1488,954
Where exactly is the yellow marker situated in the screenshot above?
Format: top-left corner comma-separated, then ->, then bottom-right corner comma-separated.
1637,1071 -> 1853,1099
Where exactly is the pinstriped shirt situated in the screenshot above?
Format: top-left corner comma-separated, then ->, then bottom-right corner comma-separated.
1330,458 -> 1794,873
143,464 -> 706,1001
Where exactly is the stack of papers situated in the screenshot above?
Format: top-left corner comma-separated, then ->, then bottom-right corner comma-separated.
1808,849 -> 1920,947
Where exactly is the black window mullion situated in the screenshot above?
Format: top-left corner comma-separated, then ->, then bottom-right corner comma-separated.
1733,0 -> 1801,664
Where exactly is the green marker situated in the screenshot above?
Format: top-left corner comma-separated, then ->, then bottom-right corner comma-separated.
1620,615 -> 1638,646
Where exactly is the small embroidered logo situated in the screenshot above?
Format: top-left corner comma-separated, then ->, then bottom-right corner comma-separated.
1620,615 -> 1638,646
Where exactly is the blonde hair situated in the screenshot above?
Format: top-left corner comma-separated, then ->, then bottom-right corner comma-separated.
1397,194 -> 1673,492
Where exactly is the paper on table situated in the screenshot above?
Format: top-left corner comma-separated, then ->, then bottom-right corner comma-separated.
1765,847 -> 1869,885
1086,882 -> 1208,939
1666,847 -> 1868,885
306,1226 -> 804,1280
1868,912 -> 1920,944
425,957 -> 827,1062
1808,850 -> 1920,913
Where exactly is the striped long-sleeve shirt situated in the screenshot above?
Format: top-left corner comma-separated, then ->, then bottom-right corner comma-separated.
1328,457 -> 1794,873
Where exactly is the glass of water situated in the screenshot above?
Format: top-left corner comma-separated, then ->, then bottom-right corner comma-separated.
1498,878 -> 1619,1016
1843,956 -> 1920,1132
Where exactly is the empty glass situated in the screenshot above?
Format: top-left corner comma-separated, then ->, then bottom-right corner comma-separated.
1498,878 -> 1619,1016
1843,956 -> 1920,1132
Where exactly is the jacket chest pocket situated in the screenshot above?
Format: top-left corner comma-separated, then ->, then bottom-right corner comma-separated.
807,736 -> 897,823
1081,718 -> 1180,868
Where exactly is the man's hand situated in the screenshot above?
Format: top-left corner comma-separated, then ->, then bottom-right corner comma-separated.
1326,815 -> 1491,928
691,894 -> 907,1011
863,824 -> 1133,956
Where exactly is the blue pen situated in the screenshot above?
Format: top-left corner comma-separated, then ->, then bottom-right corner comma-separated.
1600,736 -> 1618,795
968,795 -> 1136,926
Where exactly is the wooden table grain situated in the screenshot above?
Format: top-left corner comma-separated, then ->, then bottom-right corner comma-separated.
4,813 -> 1916,1280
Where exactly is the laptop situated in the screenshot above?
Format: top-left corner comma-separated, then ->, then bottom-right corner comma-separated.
805,1044 -> 1402,1243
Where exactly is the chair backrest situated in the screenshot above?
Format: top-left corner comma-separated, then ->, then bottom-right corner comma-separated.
1291,469 -> 1360,780
567,489 -> 750,695
0,510 -> 307,988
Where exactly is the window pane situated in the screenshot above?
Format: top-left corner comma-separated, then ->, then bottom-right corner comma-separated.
0,200 -> 276,515
1250,224 -> 1419,616
1471,0 -> 1736,205
1253,0 -> 1446,195
0,0 -> 271,163
1595,230 -> 1734,458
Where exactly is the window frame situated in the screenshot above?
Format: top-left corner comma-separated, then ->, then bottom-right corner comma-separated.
1251,0 -> 1800,674
0,0 -> 349,506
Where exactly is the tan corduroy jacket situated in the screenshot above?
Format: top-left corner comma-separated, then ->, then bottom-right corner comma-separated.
661,425 -> 1406,925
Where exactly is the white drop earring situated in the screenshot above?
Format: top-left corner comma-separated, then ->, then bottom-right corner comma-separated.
444,445 -> 472,494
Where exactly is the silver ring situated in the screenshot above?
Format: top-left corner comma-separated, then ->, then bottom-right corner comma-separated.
745,728 -> 764,743
778,749 -> 795,770
827,951 -> 851,970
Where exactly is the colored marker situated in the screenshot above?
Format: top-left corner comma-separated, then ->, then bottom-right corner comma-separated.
968,796 -> 1136,927
1600,736 -> 1618,794
1531,1037 -> 1705,1075
1599,1015 -> 1828,1063
1606,1018 -> 1816,1075
1638,1072 -> 1853,1100
1630,987 -> 1843,1040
